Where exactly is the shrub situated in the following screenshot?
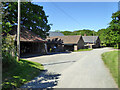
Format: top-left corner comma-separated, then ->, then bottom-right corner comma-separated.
2,52 -> 17,69
2,34 -> 17,69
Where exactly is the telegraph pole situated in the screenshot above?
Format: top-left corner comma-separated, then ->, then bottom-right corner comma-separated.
17,0 -> 20,61
93,30 -> 94,44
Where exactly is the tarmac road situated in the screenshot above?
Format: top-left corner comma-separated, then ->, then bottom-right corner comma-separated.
21,47 -> 118,88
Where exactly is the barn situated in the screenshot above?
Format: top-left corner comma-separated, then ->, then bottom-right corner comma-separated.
9,27 -> 47,57
82,36 -> 101,48
47,35 -> 85,51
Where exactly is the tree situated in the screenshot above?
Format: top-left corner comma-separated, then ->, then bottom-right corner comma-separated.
60,31 -> 72,35
2,2 -> 51,38
97,29 -> 107,45
60,29 -> 97,36
109,11 -> 120,33
97,11 -> 120,48
2,2 -> 51,65
108,11 -> 120,48
55,30 -> 61,32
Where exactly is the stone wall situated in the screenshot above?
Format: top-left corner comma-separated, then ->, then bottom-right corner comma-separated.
77,37 -> 85,49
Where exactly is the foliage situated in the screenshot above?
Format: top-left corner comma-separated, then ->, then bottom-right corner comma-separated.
61,29 -> 97,36
110,11 -> 120,33
2,59 -> 44,89
97,29 -> 106,44
102,51 -> 119,87
55,30 -> 61,32
97,11 -> 120,48
60,31 -> 72,35
2,2 -> 51,38
2,34 -> 17,68
2,34 -> 16,52
2,2 -> 47,89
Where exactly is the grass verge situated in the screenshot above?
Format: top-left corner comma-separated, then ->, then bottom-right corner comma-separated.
74,48 -> 93,52
2,59 -> 44,89
102,50 -> 120,87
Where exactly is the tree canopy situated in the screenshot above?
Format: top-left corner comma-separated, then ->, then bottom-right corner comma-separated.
61,29 -> 97,36
2,2 -> 51,38
97,11 -> 120,48
2,2 -> 52,70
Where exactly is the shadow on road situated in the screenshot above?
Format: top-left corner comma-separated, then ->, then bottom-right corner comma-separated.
21,51 -> 71,58
21,70 -> 61,89
43,60 -> 76,66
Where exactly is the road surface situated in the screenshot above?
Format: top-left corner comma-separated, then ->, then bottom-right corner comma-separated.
21,47 -> 118,88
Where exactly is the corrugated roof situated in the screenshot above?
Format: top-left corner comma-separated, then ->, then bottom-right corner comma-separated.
49,32 -> 64,37
47,35 -> 81,44
82,36 -> 98,43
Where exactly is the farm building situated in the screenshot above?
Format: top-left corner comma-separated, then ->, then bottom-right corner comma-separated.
46,32 -> 64,52
47,38 -> 64,52
9,27 -> 47,56
47,35 -> 85,51
82,36 -> 101,48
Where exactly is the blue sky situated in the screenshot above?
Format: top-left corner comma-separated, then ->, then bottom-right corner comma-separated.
33,2 -> 118,31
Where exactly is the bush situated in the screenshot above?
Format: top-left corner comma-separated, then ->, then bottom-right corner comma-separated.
2,34 -> 17,69
2,52 -> 17,69
114,44 -> 119,49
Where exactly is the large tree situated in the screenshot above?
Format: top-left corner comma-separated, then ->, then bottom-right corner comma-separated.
109,11 -> 120,33
107,11 -> 120,47
2,2 -> 51,68
2,2 -> 51,38
97,11 -> 120,48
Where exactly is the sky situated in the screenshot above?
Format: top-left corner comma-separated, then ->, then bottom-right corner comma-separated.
32,2 -> 118,32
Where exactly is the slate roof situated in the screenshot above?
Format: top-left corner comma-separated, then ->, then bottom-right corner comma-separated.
47,35 -> 82,44
20,30 -> 46,42
49,32 -> 64,37
82,36 -> 98,43
9,27 -> 46,42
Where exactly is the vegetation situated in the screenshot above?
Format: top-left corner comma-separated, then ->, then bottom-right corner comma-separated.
74,49 -> 93,52
2,58 -> 44,89
61,29 -> 97,36
1,2 -> 47,89
2,2 -> 51,38
102,51 -> 120,87
1,1 -> 120,89
60,11 -> 120,49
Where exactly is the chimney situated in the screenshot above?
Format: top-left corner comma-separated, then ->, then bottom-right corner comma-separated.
84,34 -> 86,36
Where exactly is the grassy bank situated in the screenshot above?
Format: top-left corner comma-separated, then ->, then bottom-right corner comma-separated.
74,48 -> 93,52
102,50 -> 119,87
2,59 -> 44,89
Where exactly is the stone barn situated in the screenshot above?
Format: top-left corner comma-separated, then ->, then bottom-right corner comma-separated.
47,38 -> 64,52
9,27 -> 47,57
47,35 -> 85,51
82,36 -> 101,48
